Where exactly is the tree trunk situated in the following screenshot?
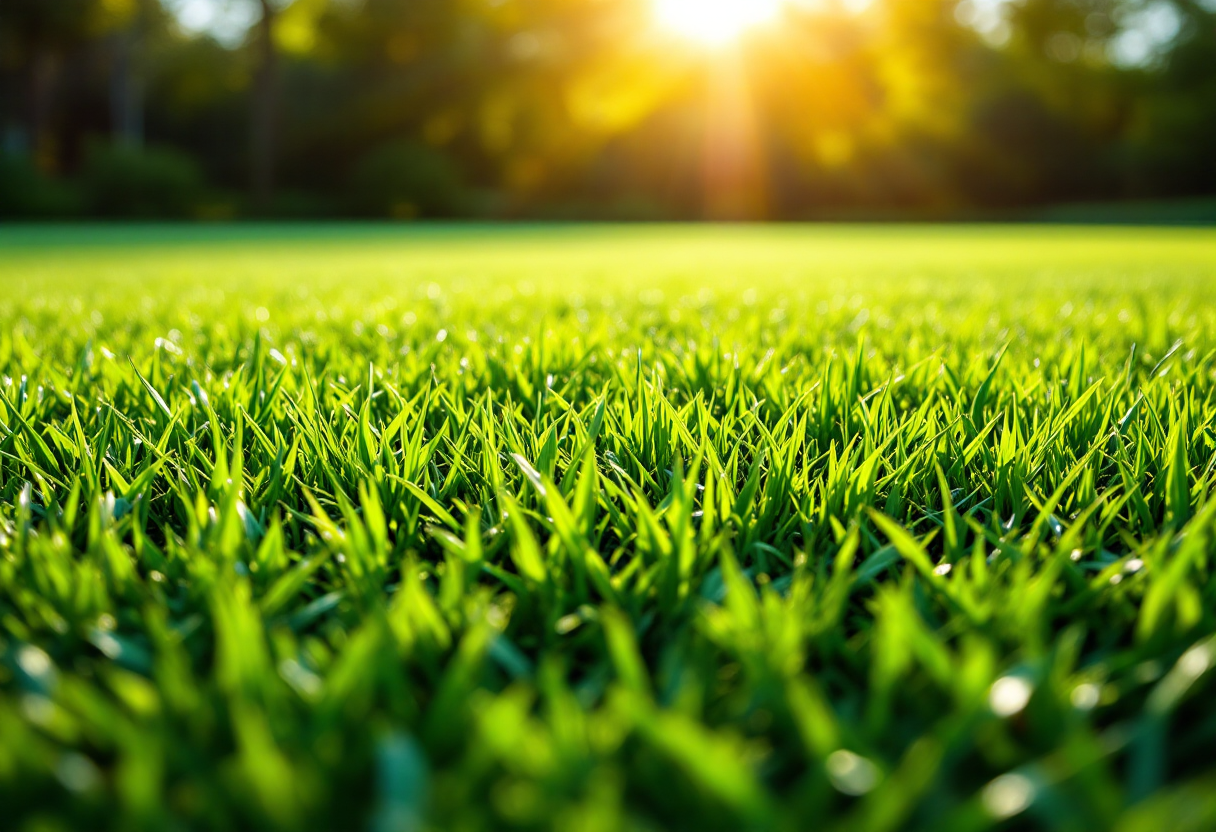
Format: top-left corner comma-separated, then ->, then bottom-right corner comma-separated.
110,28 -> 143,148
29,50 -> 60,172
251,0 -> 278,212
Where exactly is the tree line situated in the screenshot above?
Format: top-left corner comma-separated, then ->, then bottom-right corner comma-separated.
1,0 -> 1213,220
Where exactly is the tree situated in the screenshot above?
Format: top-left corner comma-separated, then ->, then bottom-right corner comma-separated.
0,0 -> 96,168
250,0 -> 279,211
108,1 -> 158,149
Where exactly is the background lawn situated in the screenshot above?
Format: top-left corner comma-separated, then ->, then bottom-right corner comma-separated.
1,224 -> 1216,831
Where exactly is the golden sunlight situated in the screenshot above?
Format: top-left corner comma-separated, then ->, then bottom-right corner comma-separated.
653,0 -> 787,47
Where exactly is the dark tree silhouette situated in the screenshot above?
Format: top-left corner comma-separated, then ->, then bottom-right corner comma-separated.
250,0 -> 279,211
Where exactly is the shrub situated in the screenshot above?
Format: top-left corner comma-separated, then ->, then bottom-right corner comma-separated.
0,153 -> 83,218
80,141 -> 206,219
349,140 -> 468,218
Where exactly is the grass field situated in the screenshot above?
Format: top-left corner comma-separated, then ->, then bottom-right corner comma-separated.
2,223 -> 1216,832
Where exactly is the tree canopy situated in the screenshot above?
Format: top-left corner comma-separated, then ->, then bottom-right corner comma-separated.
1,0 -> 1213,218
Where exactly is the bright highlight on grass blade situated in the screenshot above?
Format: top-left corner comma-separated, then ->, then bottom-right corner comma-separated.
653,0 -> 786,45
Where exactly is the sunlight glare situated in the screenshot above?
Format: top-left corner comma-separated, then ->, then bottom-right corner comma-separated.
654,0 -> 787,46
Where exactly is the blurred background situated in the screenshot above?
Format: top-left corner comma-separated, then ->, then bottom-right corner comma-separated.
1,0 -> 1213,221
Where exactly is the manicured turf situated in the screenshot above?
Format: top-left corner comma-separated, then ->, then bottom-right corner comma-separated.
2,224 -> 1216,832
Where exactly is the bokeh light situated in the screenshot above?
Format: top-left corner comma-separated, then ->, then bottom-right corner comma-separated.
653,0 -> 787,46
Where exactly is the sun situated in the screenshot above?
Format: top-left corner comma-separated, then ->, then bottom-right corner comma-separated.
653,0 -> 787,47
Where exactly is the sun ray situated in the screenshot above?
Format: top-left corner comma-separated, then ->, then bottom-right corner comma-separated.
653,0 -> 787,47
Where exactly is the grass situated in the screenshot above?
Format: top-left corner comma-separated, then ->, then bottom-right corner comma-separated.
1,223 -> 1216,832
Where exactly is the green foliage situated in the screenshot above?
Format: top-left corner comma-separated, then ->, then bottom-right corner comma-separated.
3,0 -> 1215,218
80,142 -> 207,219
349,141 -> 469,219
0,153 -> 82,218
1,224 -> 1216,831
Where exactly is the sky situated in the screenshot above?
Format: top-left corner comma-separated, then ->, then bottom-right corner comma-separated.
162,0 -> 261,48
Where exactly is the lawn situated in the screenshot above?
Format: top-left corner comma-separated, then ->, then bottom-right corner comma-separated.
2,223 -> 1216,832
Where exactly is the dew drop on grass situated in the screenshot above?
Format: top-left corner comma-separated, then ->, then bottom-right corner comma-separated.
825,750 -> 880,796
1178,644 -> 1212,678
92,631 -> 123,659
17,645 -> 52,680
983,773 -> 1035,818
1071,683 -> 1100,710
555,614 -> 582,635
56,753 -> 101,794
989,676 -> 1032,717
